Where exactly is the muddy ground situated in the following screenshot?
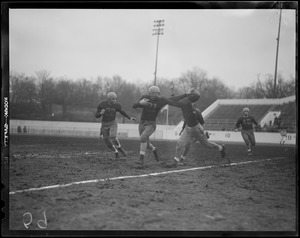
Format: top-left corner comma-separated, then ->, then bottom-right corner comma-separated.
4,134 -> 297,235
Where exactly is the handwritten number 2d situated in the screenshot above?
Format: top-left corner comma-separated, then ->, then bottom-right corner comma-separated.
23,211 -> 47,229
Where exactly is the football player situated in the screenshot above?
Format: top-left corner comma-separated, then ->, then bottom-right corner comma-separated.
177,104 -> 210,165
280,127 -> 287,145
166,89 -> 226,168
234,107 -> 258,155
133,85 -> 189,167
95,92 -> 136,159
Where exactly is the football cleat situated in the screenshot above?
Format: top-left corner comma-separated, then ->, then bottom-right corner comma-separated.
136,154 -> 144,166
153,148 -> 160,161
115,152 -> 119,159
178,158 -> 186,166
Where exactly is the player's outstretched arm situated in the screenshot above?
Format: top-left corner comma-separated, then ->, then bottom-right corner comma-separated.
119,110 -> 131,120
234,118 -> 242,131
234,124 -> 240,131
119,110 -> 136,121
168,93 -> 188,102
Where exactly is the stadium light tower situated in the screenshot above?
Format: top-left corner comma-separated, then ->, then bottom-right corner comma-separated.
274,2 -> 282,98
152,20 -> 164,86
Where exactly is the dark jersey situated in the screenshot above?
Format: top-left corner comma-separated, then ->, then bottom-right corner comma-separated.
167,98 -> 201,127
96,101 -> 130,122
133,94 -> 187,121
182,108 -> 204,131
235,116 -> 258,131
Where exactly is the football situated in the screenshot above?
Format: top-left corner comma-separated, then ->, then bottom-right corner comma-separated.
139,98 -> 151,106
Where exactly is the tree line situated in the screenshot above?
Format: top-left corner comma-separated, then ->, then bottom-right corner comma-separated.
9,67 -> 295,125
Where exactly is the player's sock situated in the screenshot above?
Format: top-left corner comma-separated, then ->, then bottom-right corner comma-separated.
113,145 -> 118,153
109,144 -> 118,153
218,145 -> 223,151
140,142 -> 147,155
179,156 -> 186,165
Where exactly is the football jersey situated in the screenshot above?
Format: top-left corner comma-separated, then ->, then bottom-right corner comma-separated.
235,116 -> 258,131
138,95 -> 169,121
96,101 -> 130,122
133,94 -> 187,121
182,108 -> 204,130
170,98 -> 200,127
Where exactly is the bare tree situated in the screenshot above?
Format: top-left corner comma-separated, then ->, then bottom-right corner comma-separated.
178,67 -> 208,92
252,73 -> 295,99
54,78 -> 75,120
35,70 -> 55,118
9,72 -> 39,118
35,70 -> 51,83
255,74 -> 275,98
275,75 -> 296,98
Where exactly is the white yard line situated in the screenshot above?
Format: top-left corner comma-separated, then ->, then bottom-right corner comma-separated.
9,157 -> 286,195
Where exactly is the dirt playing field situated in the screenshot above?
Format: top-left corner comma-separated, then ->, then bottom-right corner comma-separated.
5,134 -> 297,235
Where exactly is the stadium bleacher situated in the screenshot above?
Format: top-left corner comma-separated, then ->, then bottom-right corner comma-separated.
272,101 -> 297,131
204,101 -> 296,133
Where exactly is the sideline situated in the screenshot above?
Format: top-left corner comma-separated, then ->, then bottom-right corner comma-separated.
9,157 -> 286,195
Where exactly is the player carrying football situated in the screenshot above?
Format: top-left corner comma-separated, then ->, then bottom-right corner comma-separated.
133,85 -> 189,167
95,92 -> 136,159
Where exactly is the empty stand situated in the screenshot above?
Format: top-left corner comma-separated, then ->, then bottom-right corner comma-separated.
205,102 -> 296,132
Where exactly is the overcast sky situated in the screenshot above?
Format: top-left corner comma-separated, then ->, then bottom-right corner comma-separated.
9,8 -> 296,90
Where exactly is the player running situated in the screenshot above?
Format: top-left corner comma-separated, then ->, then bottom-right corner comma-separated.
176,104 -> 207,165
166,89 -> 226,168
133,85 -> 189,167
95,92 -> 136,159
234,107 -> 258,155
